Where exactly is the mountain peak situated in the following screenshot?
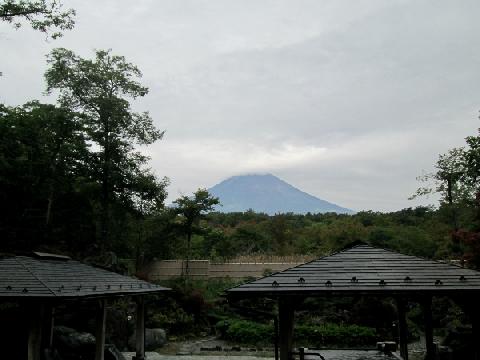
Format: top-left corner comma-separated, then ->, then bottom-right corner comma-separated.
209,174 -> 353,215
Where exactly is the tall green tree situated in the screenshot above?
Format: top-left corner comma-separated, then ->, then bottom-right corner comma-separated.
0,0 -> 75,39
454,128 -> 480,265
45,48 -> 165,252
462,133 -> 480,221
413,118 -> 480,266
173,189 -> 219,277
0,101 -> 92,252
411,148 -> 467,231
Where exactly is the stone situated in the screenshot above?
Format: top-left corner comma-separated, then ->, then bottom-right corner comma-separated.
376,341 -> 397,353
105,344 -> 128,360
54,325 -> 96,351
129,328 -> 167,350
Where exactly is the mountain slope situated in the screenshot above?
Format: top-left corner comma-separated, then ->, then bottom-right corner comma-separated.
208,174 -> 353,215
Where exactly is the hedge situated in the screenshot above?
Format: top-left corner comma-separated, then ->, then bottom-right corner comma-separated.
216,319 -> 377,347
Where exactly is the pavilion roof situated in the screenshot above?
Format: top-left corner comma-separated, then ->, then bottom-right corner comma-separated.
227,244 -> 480,298
0,254 -> 169,300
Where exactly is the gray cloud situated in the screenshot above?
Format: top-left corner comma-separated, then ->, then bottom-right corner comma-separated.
1,0 -> 479,211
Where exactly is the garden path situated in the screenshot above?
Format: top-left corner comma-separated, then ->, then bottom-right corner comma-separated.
122,350 -> 396,359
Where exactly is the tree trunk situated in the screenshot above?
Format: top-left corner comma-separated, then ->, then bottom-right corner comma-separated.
46,184 -> 54,226
476,190 -> 480,227
100,114 -> 110,253
185,228 -> 192,279
447,177 -> 459,231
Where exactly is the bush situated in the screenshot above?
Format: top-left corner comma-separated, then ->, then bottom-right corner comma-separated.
149,304 -> 195,335
295,323 -> 377,347
218,319 -> 274,344
217,319 -> 377,347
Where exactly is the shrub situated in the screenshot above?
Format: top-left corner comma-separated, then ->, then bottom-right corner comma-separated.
217,319 -> 377,347
218,319 -> 274,344
295,323 -> 377,347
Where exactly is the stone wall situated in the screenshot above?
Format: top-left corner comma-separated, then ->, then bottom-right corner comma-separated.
145,260 -> 303,281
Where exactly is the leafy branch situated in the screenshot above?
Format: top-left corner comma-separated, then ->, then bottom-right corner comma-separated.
0,0 -> 75,39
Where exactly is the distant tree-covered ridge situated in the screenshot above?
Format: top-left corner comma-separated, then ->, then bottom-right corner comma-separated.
139,207 -> 452,263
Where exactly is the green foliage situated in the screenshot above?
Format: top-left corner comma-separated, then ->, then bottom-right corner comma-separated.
295,323 -> 376,347
0,0 -> 75,39
161,277 -> 241,303
217,319 -> 377,347
192,207 -> 453,261
221,319 -> 274,344
1,49 -> 168,259
172,189 -> 219,276
412,119 -> 480,266
148,299 -> 196,335
173,189 -> 220,226
45,48 -> 167,253
146,277 -> 244,337
0,102 -> 94,252
130,202 -> 464,268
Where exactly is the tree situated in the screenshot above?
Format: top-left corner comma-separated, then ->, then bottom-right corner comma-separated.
0,101 -> 92,252
45,48 -> 165,252
0,0 -> 75,39
411,148 -> 467,231
173,189 -> 219,277
453,128 -> 480,266
462,133 -> 480,221
413,117 -> 480,266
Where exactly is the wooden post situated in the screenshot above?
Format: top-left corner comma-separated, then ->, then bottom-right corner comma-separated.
42,305 -> 55,351
278,297 -> 295,360
422,297 -> 435,360
472,301 -> 480,360
134,296 -> 145,360
28,303 -> 45,360
299,347 -> 305,360
396,298 -> 409,360
451,296 -> 478,360
95,299 -> 107,360
274,316 -> 279,360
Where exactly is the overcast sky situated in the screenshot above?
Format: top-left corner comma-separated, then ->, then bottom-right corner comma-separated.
1,0 -> 479,211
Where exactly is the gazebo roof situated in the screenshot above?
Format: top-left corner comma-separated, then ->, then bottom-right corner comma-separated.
0,254 -> 169,300
227,244 -> 480,297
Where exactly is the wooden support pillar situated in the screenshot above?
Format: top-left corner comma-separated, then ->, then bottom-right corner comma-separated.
471,300 -> 480,360
278,297 -> 295,360
42,305 -> 55,351
134,296 -> 145,360
299,347 -> 305,360
273,316 -> 279,360
28,303 -> 45,360
452,296 -> 478,360
396,298 -> 409,360
95,299 -> 107,360
422,297 -> 435,360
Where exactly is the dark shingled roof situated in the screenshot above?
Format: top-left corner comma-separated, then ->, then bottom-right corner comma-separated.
227,244 -> 480,297
0,255 -> 169,299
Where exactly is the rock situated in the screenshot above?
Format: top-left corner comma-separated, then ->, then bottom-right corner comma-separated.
54,325 -> 96,350
383,342 -> 398,352
121,352 -> 163,360
128,328 -> 167,350
105,344 -> 127,360
376,341 -> 397,353
53,325 -> 96,360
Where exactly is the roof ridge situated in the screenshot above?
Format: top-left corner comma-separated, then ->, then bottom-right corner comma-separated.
16,257 -> 57,296
353,245 -> 467,269
228,244 -> 378,290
